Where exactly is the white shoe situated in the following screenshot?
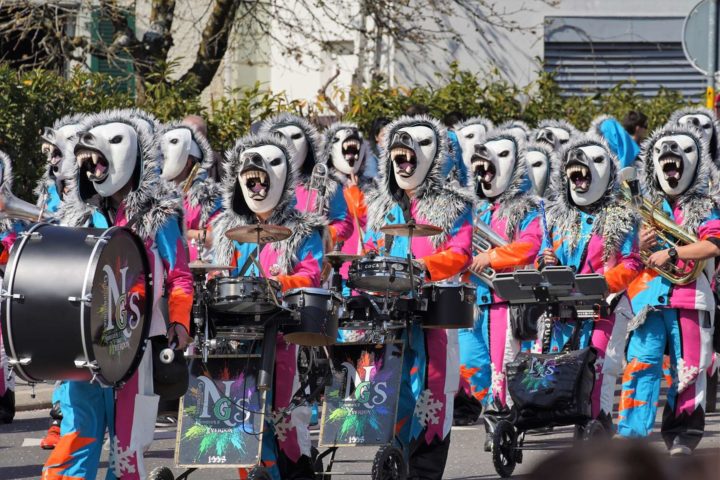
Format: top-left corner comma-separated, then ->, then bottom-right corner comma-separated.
669,444 -> 692,457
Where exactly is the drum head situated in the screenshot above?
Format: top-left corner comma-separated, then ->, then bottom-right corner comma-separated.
88,228 -> 151,385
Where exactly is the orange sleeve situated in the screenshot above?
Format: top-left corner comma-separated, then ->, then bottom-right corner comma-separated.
488,241 -> 538,270
168,288 -> 193,331
344,185 -> 367,220
327,224 -> 338,246
276,274 -> 314,292
423,249 -> 471,282
605,263 -> 640,294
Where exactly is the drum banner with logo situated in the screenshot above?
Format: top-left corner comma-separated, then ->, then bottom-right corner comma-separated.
175,356 -> 265,467
319,341 -> 403,447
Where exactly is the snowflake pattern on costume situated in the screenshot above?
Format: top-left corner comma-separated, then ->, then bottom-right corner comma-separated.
676,358 -> 700,393
490,362 -> 505,397
594,356 -> 605,375
271,409 -> 292,442
413,389 -> 442,428
108,440 -> 137,476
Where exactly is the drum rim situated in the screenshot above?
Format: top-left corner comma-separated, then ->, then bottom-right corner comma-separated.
284,287 -> 343,299
421,282 -> 474,288
208,275 -> 281,289
1,222 -> 46,383
350,255 -> 424,269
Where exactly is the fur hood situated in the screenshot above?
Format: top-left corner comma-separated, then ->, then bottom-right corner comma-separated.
535,118 -> 580,136
34,113 -> 86,205
456,116 -> 494,133
366,115 -> 474,247
639,123 -> 716,231
475,128 -> 537,238
499,119 -> 531,137
157,122 -> 220,225
58,109 -> 181,238
0,149 -> 17,232
526,140 -> 558,195
259,113 -> 323,183
211,133 -> 325,272
547,133 -> 636,262
588,114 -> 616,137
667,106 -> 720,162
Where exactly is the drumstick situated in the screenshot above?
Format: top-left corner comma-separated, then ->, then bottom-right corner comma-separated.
539,200 -> 551,248
248,250 -> 281,307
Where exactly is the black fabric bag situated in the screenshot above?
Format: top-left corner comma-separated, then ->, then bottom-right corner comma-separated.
151,335 -> 189,401
510,303 -> 543,341
507,346 -> 597,431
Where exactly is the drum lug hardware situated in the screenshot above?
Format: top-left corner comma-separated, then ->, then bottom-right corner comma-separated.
21,231 -> 42,241
459,288 -> 465,302
8,357 -> 31,366
0,290 -> 24,301
68,294 -> 92,305
431,288 -> 438,301
85,235 -> 108,246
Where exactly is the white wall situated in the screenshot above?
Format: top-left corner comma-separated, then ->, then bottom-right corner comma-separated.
395,0 -> 700,88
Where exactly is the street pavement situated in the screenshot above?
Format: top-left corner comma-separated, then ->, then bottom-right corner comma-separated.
1,403 -> 719,479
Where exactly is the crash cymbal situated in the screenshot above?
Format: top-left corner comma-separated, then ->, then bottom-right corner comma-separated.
325,252 -> 364,265
225,224 -> 292,244
188,262 -> 234,272
380,222 -> 442,238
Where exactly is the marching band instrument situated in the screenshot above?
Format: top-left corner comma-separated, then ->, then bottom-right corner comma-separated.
325,251 -> 363,265
348,255 -> 425,294
283,288 -> 342,346
1,224 -> 151,386
224,224 -> 292,244
620,167 -> 706,285
187,262 -> 234,272
305,162 -> 330,214
470,216 -> 509,287
420,282 -> 476,329
181,161 -> 202,194
0,184 -> 53,223
379,222 -> 443,238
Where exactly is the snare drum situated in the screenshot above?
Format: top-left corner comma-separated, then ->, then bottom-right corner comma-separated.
0,224 -> 151,386
282,288 -> 341,346
207,276 -> 281,315
420,282 -> 475,329
348,256 -> 424,294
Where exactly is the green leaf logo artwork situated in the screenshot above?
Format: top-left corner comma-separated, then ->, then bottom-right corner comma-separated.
521,357 -> 557,393
183,369 -> 259,461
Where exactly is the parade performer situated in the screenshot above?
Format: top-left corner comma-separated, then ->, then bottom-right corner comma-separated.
533,119 -> 579,151
525,141 -> 555,198
363,115 -> 473,479
260,113 -> 353,247
618,125 -> 720,456
538,134 -> 642,431
159,123 -> 222,262
36,113 -> 86,448
588,114 -> 641,168
0,150 -> 27,424
452,128 -> 542,436
321,122 -> 369,278
43,109 -> 193,480
667,107 -> 720,165
212,134 -> 324,479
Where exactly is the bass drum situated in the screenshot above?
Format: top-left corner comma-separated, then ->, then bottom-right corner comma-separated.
420,282 -> 475,329
1,224 -> 151,387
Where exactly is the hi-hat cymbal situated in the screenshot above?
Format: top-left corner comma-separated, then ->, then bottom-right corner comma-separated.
225,224 -> 292,244
380,222 -> 442,237
325,252 -> 363,265
188,262 -> 235,272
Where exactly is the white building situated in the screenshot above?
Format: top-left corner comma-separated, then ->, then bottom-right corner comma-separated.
72,0 -> 708,102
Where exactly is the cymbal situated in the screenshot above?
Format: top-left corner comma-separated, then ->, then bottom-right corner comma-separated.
225,224 -> 292,244
188,262 -> 234,272
325,252 -> 363,265
380,222 -> 442,238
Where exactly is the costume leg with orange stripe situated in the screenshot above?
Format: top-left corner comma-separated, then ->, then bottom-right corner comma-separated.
456,306 -> 491,421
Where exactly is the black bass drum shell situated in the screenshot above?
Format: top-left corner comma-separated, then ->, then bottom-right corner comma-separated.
420,283 -> 475,329
0,224 -> 152,387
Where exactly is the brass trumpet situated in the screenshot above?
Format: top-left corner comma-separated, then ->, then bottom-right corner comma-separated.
620,167 -> 705,285
181,161 -> 202,194
0,185 -> 52,223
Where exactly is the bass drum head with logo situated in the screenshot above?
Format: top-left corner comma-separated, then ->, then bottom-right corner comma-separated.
87,227 -> 151,385
1,224 -> 151,387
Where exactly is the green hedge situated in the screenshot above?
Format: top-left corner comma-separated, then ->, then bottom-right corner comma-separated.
0,62 -> 696,199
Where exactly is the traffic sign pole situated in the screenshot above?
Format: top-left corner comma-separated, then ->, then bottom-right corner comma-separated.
708,0 -> 718,108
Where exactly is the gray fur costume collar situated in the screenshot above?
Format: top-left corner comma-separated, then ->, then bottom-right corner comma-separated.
475,128 -> 537,239
366,115 -> 474,248
34,113 -> 86,206
546,133 -> 635,262
58,109 -> 181,239
667,106 -> 720,163
639,124 -> 716,231
0,149 -> 18,233
157,122 -> 220,226
259,113 -> 323,183
212,134 -> 325,273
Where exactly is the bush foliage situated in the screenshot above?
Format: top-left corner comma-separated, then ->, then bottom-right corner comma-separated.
0,62 -> 696,199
